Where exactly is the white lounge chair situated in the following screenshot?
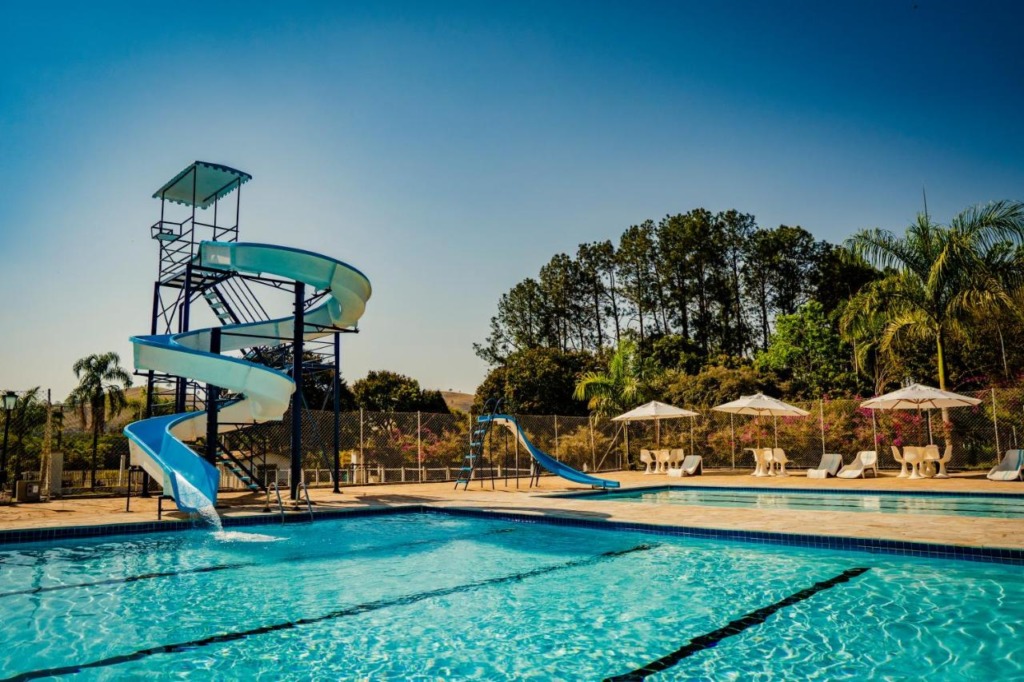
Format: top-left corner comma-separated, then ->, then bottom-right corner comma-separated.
770,448 -> 791,476
892,445 -> 908,478
640,449 -> 655,474
987,450 -> 1024,481
668,455 -> 703,477
837,451 -> 878,479
807,453 -> 843,479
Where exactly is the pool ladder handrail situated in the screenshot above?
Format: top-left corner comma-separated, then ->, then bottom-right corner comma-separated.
264,482 -> 285,523
295,481 -> 314,522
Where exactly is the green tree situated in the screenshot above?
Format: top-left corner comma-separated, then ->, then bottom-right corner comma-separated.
617,222 -> 661,344
474,278 -> 547,364
4,388 -> 46,484
353,371 -> 449,413
67,352 -> 132,489
573,339 -> 658,417
845,201 -> 1024,392
755,301 -> 855,397
474,348 -> 598,415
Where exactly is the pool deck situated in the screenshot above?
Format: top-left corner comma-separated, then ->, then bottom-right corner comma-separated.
1,469 -> 1021,551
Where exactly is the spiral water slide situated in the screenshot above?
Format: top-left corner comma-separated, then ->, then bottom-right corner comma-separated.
124,242 -> 372,512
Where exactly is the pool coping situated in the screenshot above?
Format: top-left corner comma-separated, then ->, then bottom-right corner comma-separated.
0,503 -> 1021,566
550,483 -> 1024,500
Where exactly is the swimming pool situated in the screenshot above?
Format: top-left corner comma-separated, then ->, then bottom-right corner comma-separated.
582,486 -> 1024,519
1,512 -> 1022,680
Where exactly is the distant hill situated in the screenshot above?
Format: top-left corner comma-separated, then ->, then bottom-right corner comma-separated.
441,391 -> 474,414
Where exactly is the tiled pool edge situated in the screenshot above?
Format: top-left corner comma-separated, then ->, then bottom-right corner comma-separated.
552,483 -> 1024,500
1,503 -> 1021,566
429,506 -> 1024,566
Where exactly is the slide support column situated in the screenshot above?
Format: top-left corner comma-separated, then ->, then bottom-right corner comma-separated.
205,327 -> 221,465
333,332 -> 341,494
291,283 -> 305,500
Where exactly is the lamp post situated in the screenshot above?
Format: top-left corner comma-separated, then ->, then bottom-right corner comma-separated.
1,391 -> 17,491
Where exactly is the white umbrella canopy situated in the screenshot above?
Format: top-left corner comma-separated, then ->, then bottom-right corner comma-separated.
860,383 -> 981,410
712,393 -> 810,417
712,393 -> 810,448
611,401 -> 700,421
611,401 -> 700,450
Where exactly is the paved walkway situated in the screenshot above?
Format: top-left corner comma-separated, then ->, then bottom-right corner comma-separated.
1,470 -> 1021,550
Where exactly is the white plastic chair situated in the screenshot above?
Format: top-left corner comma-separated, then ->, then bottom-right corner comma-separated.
670,448 -> 685,468
750,448 -> 771,477
934,444 -> 953,479
640,449 -> 655,475
892,445 -> 908,478
656,449 -> 672,474
837,451 -> 878,479
771,448 -> 790,476
987,450 -> 1024,481
922,444 -> 941,478
807,453 -> 843,478
667,455 -> 703,477
904,446 -> 923,480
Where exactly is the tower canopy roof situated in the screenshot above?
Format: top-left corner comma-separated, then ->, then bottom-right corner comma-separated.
153,161 -> 252,209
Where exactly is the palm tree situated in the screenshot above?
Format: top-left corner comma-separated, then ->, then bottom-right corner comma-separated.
67,352 -> 132,489
845,200 -> 1024,392
573,339 -> 658,418
9,388 -> 45,485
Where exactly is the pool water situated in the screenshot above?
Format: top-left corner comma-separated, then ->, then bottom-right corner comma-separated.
1,513 -> 1022,680
589,486 -> 1024,519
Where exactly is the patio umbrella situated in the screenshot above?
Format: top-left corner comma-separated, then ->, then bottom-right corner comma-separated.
612,401 -> 700,450
860,383 -> 981,410
860,383 -> 980,444
712,393 -> 810,448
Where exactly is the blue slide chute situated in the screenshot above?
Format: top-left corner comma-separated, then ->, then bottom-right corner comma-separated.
123,241 -> 371,512
485,415 -> 620,489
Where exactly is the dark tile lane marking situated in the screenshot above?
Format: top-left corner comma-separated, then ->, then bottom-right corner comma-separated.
603,566 -> 871,681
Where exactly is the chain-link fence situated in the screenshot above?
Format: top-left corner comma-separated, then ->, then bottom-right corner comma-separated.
2,388 -> 1021,498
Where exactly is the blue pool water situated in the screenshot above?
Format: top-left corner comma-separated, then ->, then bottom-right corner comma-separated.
1,513 -> 1022,680
586,486 -> 1024,518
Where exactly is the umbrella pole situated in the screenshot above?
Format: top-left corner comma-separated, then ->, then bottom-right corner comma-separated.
819,399 -> 826,455
871,410 -> 877,451
690,417 -> 694,459
773,415 -> 778,449
730,414 -> 736,469
928,410 -> 933,445
656,419 -> 660,448
624,422 -> 629,470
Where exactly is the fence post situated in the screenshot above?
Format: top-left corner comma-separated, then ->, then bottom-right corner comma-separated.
417,411 -> 423,483
589,415 -> 596,472
992,388 -> 1001,457
554,415 -> 558,457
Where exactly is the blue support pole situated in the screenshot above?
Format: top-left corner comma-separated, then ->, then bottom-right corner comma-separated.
333,332 -> 341,494
291,283 -> 305,500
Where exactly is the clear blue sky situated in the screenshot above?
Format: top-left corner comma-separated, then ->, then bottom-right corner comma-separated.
1,1 -> 1022,400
